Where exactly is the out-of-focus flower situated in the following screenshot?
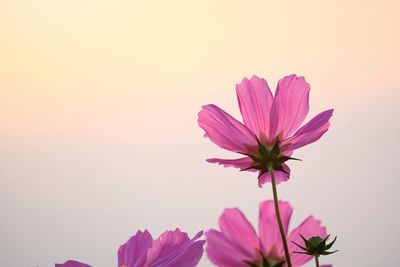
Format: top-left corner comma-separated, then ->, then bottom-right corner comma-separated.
205,200 -> 327,267
56,229 -> 205,267
198,75 -> 333,187
55,261 -> 90,267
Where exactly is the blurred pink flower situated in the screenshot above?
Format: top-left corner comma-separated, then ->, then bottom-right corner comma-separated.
198,75 -> 333,187
56,229 -> 205,267
55,261 -> 90,267
205,200 -> 327,267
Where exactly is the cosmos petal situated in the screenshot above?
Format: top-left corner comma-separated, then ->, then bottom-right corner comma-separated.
198,104 -> 257,153
259,200 -> 293,258
206,157 -> 256,171
257,165 -> 291,187
118,230 -> 153,267
144,229 -> 205,267
205,229 -> 251,267
269,75 -> 310,139
283,109 -> 333,150
218,208 -> 260,259
236,75 -> 273,140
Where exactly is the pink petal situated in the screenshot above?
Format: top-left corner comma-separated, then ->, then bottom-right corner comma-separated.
55,260 -> 91,267
205,229 -> 251,267
257,165 -> 291,187
198,104 -> 257,153
259,200 -> 293,258
218,208 -> 260,259
207,157 -> 256,171
288,216 -> 327,266
144,229 -> 205,267
236,75 -> 273,140
269,75 -> 310,139
282,109 -> 333,151
118,230 -> 153,267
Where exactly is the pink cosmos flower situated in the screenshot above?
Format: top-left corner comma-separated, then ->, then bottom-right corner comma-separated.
198,75 -> 333,187
205,200 -> 328,267
56,228 -> 205,267
55,261 -> 90,267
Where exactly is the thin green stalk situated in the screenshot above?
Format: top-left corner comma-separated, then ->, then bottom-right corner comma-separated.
315,256 -> 320,267
268,166 -> 292,267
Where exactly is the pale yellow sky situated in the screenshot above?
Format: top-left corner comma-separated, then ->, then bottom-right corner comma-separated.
0,1 -> 399,266
1,0 -> 399,139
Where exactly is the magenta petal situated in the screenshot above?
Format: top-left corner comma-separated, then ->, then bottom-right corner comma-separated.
259,200 -> 293,258
55,260 -> 91,267
288,216 -> 327,266
144,229 -> 205,267
198,104 -> 257,152
283,109 -> 334,150
269,75 -> 310,139
205,229 -> 250,267
118,230 -> 153,267
207,157 -> 256,171
236,75 -> 273,139
257,165 -> 291,187
218,208 -> 260,259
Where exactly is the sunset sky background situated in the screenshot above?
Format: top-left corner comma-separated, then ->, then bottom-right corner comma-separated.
1,1 -> 399,266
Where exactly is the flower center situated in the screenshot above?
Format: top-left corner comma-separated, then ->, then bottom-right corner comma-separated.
244,255 -> 285,267
240,139 -> 299,179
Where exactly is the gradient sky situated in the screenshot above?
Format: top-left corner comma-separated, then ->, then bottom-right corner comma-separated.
0,1 -> 399,266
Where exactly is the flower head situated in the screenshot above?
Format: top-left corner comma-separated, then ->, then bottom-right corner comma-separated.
292,234 -> 338,257
56,229 -> 205,267
205,200 -> 327,267
198,75 -> 333,187
55,261 -> 90,267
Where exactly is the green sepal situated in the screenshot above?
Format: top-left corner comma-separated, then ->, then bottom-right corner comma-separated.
244,257 -> 286,267
256,138 -> 270,159
237,139 -> 301,181
269,139 -> 281,158
293,234 -> 338,258
324,236 -> 337,250
240,165 -> 261,171
238,152 -> 260,162
320,250 -> 339,255
278,156 -> 301,163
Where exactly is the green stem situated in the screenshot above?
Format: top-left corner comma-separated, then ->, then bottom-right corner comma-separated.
268,166 -> 292,267
315,255 -> 320,267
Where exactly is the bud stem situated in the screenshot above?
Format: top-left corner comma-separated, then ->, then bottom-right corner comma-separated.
314,256 -> 320,267
268,166 -> 292,267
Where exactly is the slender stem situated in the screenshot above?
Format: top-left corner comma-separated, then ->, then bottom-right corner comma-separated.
268,166 -> 292,267
314,256 -> 320,267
